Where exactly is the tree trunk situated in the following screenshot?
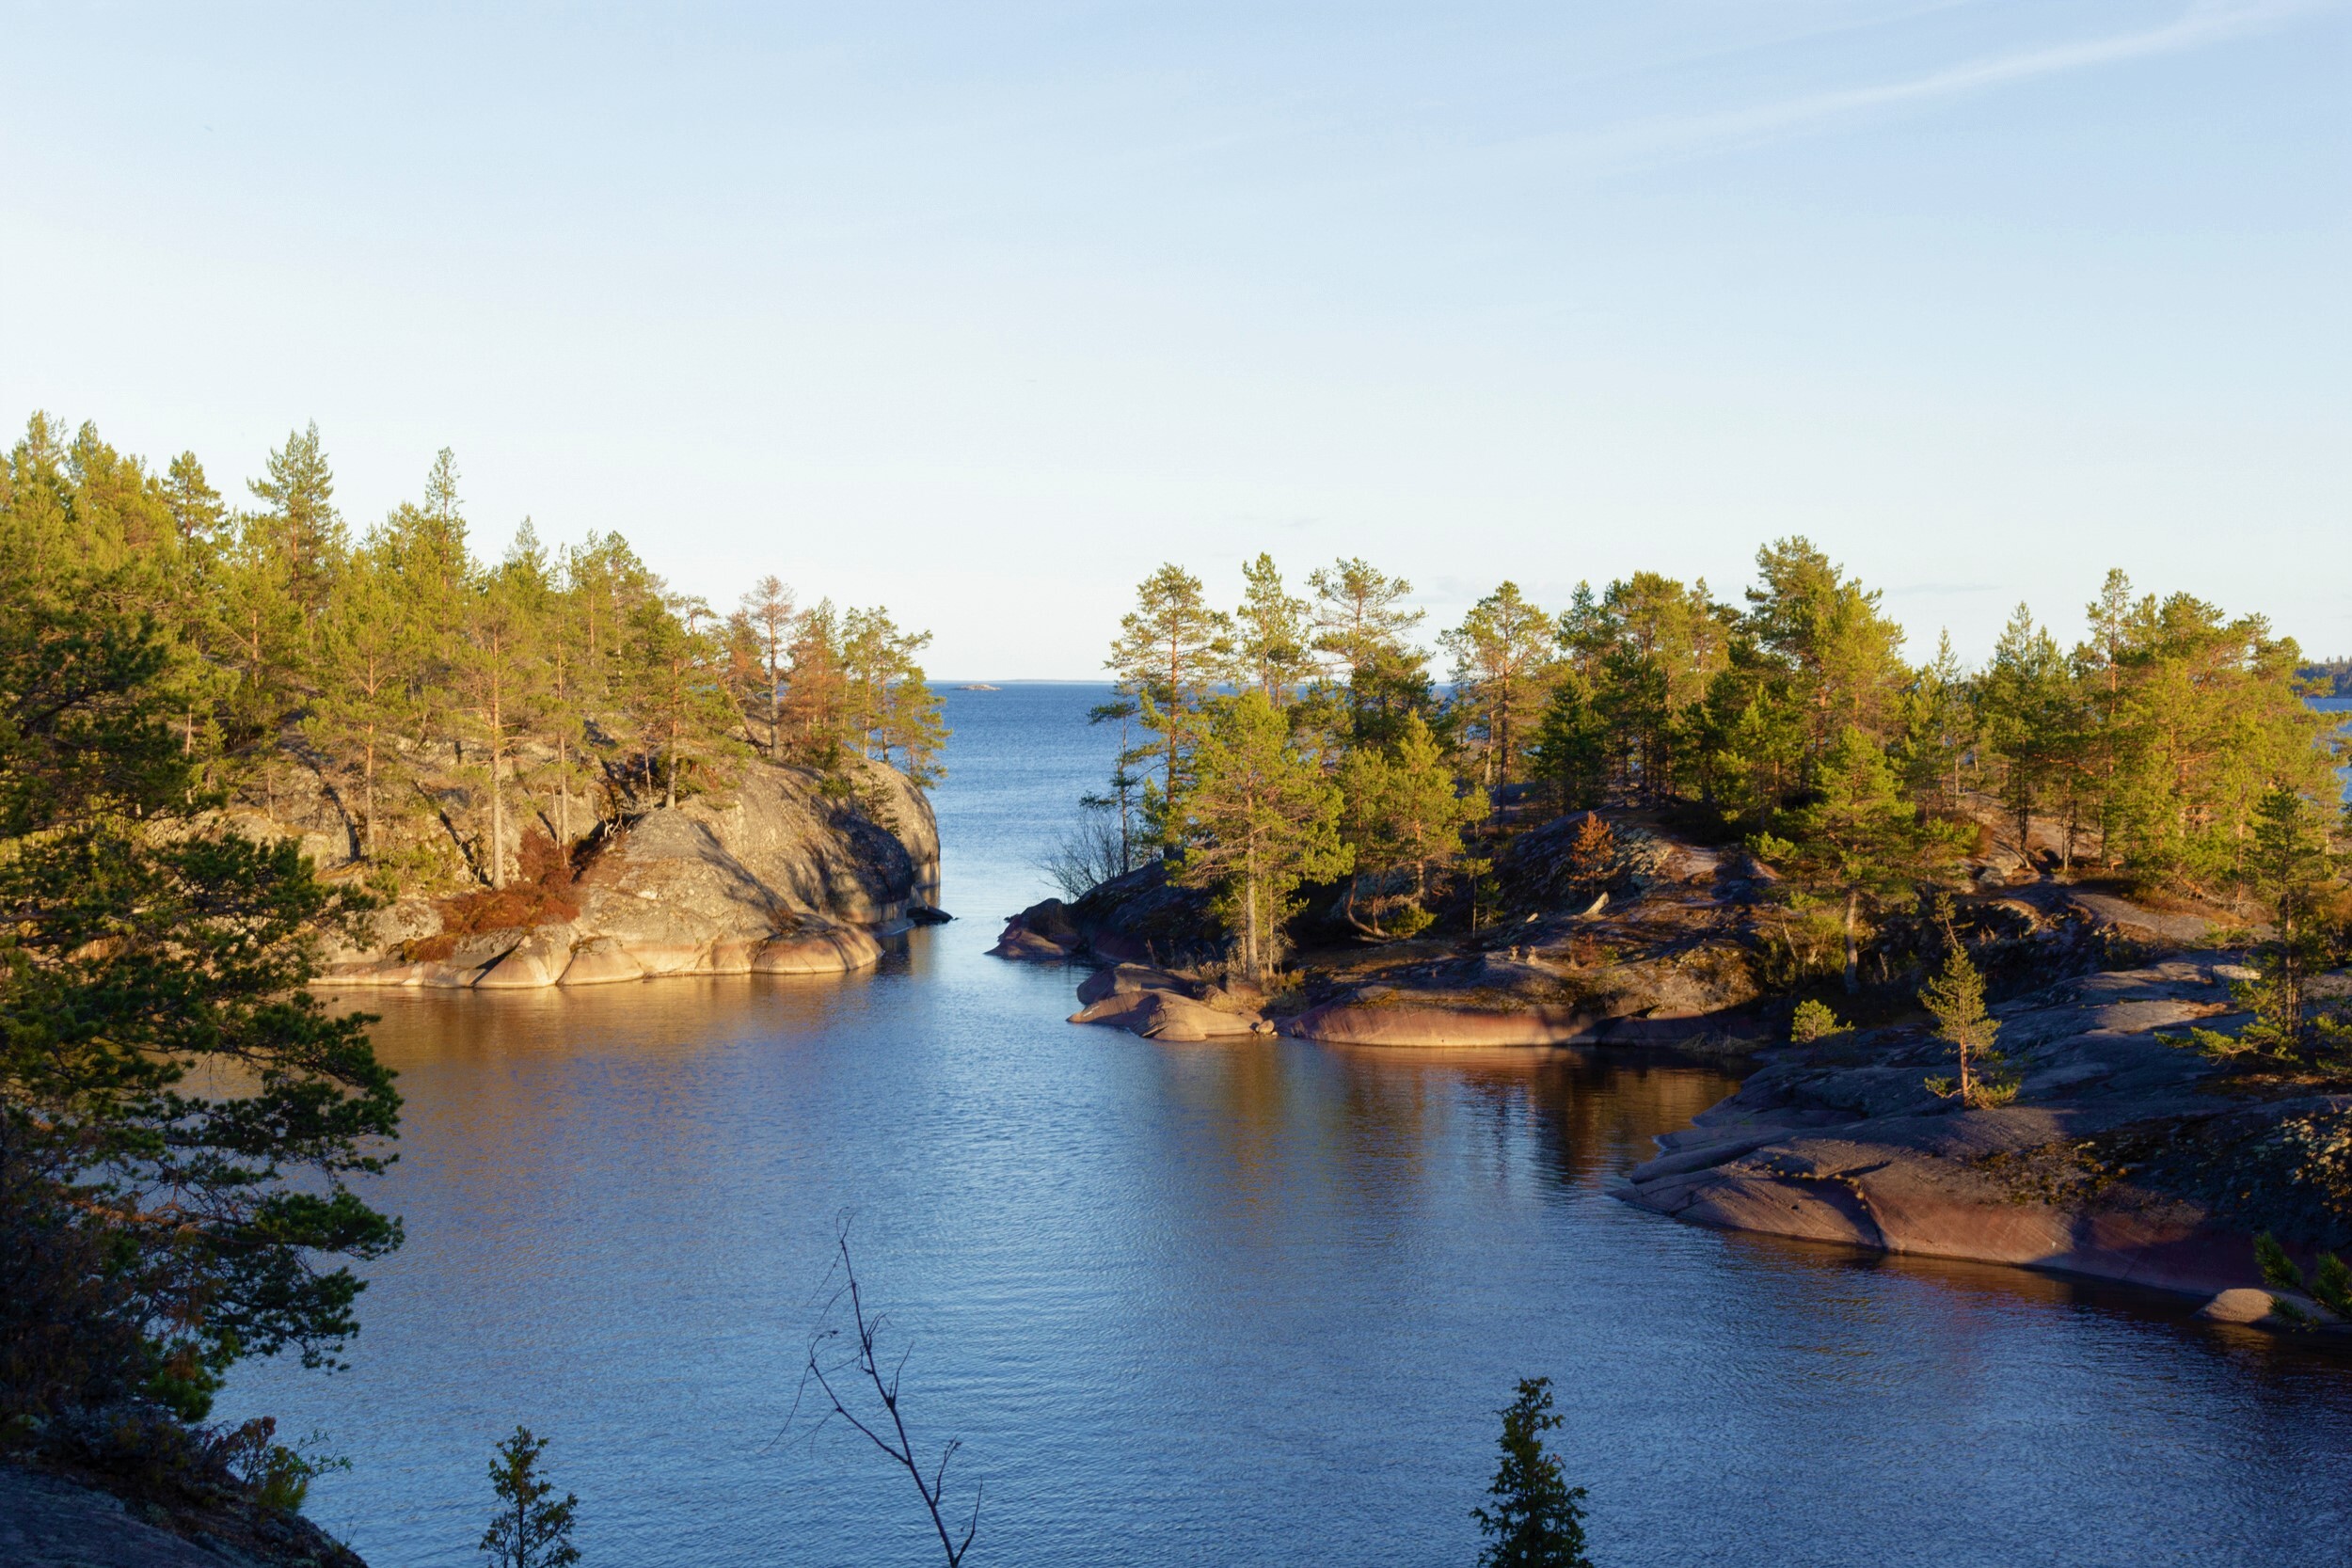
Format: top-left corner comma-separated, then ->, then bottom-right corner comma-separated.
1842,887 -> 1861,995
489,744 -> 505,890
1244,841 -> 1261,981
363,726 -> 377,860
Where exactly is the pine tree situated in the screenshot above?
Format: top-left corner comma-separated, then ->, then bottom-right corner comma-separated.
0,503 -> 400,1426
1441,581 -> 1555,789
1528,676 -> 1609,814
1171,690 -> 1352,980
1756,727 -> 1965,993
456,530 -> 551,885
1307,557 -> 1430,749
1977,603 -> 2075,869
1083,697 -> 1152,874
1470,1378 -> 1593,1568
1107,564 -> 1232,837
310,543 -> 421,862
246,421 -> 346,621
1895,630 -> 1976,813
1743,537 -> 1908,766
2178,785 -> 2351,1064
1229,552 -> 1314,705
479,1428 -> 580,1568
1336,712 -> 1485,936
738,575 -> 798,759
1919,907 -> 2010,1106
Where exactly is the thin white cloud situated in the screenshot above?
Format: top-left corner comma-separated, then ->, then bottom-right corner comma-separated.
1541,0 -> 2344,173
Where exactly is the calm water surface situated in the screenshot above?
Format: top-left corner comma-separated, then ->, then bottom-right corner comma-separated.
228,685 -> 2352,1567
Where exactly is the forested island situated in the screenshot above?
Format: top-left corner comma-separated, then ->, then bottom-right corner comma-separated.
1000,547 -> 2352,1319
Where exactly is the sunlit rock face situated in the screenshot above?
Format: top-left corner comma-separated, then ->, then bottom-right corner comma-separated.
320,757 -> 940,989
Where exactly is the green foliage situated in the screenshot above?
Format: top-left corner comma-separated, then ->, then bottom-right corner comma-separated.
1790,999 -> 1843,1043
2166,785 -> 2350,1069
1754,727 -> 1966,993
2,417 -> 947,895
1171,690 -> 1352,978
1441,580 -> 1556,787
1471,1377 -> 1593,1568
2253,1231 -> 2352,1322
1528,677 -> 1609,813
1106,563 -> 1232,840
0,497 -> 401,1432
1335,712 -> 1486,938
481,1427 -> 580,1568
1918,911 -> 2015,1107
1307,557 -> 1433,750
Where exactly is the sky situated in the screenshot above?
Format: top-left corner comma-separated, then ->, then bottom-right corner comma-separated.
3,0 -> 2346,677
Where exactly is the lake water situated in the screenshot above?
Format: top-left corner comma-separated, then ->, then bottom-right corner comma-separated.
228,684 -> 2352,1567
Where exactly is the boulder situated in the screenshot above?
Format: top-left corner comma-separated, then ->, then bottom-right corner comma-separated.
1069,987 -> 1263,1042
2196,1288 -> 2280,1324
1074,964 -> 1190,1006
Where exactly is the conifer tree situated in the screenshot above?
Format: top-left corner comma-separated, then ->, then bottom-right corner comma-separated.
0,500 -> 400,1426
1441,581 -> 1555,789
1528,676 -> 1609,814
1308,557 -> 1430,748
480,1428 -> 580,1568
1107,565 -> 1232,835
1470,1378 -> 1593,1568
1895,630 -> 1976,813
1743,537 -> 1908,765
1172,690 -> 1352,979
310,543 -> 421,861
1084,696 -> 1151,874
1229,552 -> 1314,705
1920,906 -> 2010,1106
1756,726 -> 1964,992
1336,712 -> 1486,936
246,422 -> 346,622
1977,603 -> 2075,868
456,529 -> 553,885
738,574 -> 799,759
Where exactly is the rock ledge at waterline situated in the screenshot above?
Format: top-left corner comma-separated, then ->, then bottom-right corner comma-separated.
319,760 -> 943,990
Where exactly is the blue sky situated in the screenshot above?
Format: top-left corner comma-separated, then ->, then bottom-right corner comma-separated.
4,1 -> 2345,675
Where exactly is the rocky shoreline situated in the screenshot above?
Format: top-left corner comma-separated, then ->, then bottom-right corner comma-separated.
994,812 -> 2351,1328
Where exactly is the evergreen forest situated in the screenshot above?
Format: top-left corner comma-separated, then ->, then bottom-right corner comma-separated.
1,413 -> 947,899
1087,546 -> 2347,982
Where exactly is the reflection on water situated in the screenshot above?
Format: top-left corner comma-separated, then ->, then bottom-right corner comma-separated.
220,687 -> 2352,1568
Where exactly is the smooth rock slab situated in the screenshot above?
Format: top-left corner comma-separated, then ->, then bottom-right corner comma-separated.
559,936 -> 645,986
753,927 -> 883,974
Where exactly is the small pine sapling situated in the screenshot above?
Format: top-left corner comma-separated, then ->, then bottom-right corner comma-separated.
1920,901 -> 2016,1107
1471,1377 -> 1594,1568
481,1428 -> 580,1568
1790,999 -> 1843,1044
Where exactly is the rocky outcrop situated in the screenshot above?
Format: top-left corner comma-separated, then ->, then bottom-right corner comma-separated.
990,862 -> 1222,968
1062,963 -> 1276,1041
0,1464 -> 363,1568
319,759 -> 940,990
1615,958 -> 2352,1314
